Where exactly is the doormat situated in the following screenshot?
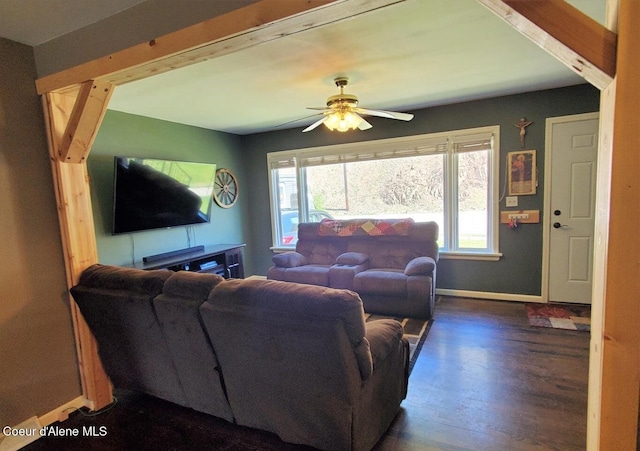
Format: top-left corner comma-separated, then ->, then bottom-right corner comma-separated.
364,313 -> 432,374
525,303 -> 590,331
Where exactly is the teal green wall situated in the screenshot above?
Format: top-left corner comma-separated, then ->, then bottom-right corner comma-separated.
89,110 -> 252,272
89,85 -> 600,296
241,84 -> 600,296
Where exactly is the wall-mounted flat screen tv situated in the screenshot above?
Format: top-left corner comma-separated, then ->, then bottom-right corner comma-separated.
112,156 -> 217,235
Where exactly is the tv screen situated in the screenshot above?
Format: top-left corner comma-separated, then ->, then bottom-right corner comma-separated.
112,156 -> 217,234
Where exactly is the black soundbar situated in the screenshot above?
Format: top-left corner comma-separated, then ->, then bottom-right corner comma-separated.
143,245 -> 205,263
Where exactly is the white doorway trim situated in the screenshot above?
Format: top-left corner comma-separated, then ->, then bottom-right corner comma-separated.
541,111 -> 600,303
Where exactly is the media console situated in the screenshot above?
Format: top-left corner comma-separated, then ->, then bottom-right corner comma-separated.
130,244 -> 245,278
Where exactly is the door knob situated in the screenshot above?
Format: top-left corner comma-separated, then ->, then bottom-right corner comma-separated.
553,222 -> 568,229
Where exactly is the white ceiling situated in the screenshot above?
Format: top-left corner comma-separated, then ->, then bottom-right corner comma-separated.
0,0 -> 605,135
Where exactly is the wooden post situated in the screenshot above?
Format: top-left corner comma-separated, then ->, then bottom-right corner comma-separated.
587,1 -> 640,448
41,81 -> 115,410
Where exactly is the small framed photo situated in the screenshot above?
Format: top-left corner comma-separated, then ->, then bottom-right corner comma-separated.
508,150 -> 537,196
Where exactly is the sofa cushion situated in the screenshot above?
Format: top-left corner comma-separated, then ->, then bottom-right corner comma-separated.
354,269 -> 408,297
410,220 -> 440,242
201,278 -> 373,381
307,243 -> 343,265
162,270 -> 224,297
77,263 -> 170,294
329,262 -> 368,290
272,251 -> 308,268
199,278 -> 393,450
404,256 -> 436,276
153,271 -> 233,421
71,264 -> 187,407
336,252 -> 369,265
372,245 -> 416,270
296,239 -> 347,265
283,265 -> 330,286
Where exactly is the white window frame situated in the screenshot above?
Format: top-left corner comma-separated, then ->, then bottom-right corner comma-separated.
267,126 -> 502,261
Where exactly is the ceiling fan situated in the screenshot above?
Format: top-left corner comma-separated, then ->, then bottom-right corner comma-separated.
301,77 -> 414,133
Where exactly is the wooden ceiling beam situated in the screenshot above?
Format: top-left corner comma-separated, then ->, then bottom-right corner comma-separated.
476,0 -> 617,90
35,0 -> 406,95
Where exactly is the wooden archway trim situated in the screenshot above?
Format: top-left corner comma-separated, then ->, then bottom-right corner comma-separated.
41,81 -> 114,410
37,1 -> 638,448
477,0 -> 616,89
35,0 -> 399,95
587,2 -> 640,449
49,80 -> 114,163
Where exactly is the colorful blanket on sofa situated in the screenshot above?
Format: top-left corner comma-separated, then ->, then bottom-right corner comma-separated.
318,218 -> 414,237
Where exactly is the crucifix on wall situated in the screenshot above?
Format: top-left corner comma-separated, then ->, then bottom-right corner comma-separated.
514,117 -> 532,148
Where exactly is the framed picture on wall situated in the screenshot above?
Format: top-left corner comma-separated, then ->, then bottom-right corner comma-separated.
508,150 -> 537,195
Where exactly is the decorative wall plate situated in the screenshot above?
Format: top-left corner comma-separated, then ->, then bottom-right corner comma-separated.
213,168 -> 238,208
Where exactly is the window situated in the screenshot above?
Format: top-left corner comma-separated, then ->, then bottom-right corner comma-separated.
268,126 -> 500,259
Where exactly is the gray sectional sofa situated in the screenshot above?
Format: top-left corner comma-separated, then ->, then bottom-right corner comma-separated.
268,219 -> 439,319
70,264 -> 409,451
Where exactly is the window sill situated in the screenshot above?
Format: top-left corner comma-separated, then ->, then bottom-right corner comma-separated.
271,246 -> 295,253
440,252 -> 502,262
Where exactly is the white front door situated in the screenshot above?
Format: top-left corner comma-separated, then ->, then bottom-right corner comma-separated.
546,113 -> 599,304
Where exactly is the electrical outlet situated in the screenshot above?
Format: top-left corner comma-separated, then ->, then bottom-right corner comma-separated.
506,196 -> 518,207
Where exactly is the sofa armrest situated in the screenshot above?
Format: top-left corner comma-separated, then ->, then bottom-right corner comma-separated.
336,252 -> 369,265
365,319 -> 404,369
272,251 -> 308,268
404,256 -> 436,276
329,262 -> 369,290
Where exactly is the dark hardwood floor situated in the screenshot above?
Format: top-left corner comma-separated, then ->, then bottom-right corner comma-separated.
24,296 -> 590,451
378,296 -> 589,451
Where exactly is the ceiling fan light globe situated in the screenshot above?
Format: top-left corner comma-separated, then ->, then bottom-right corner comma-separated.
324,110 -> 363,132
344,111 -> 363,129
324,113 -> 341,130
337,120 -> 350,132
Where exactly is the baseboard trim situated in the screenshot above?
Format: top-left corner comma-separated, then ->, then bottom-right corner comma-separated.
436,288 -> 544,303
39,396 -> 88,426
0,416 -> 41,451
0,396 -> 88,451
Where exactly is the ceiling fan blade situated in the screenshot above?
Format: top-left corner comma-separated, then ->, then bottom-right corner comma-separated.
275,112 -> 323,128
358,117 -> 373,130
355,107 -> 414,121
302,116 -> 328,132
307,107 -> 332,111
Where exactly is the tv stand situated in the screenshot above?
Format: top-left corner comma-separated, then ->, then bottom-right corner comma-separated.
143,246 -> 205,263
131,244 -> 245,278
